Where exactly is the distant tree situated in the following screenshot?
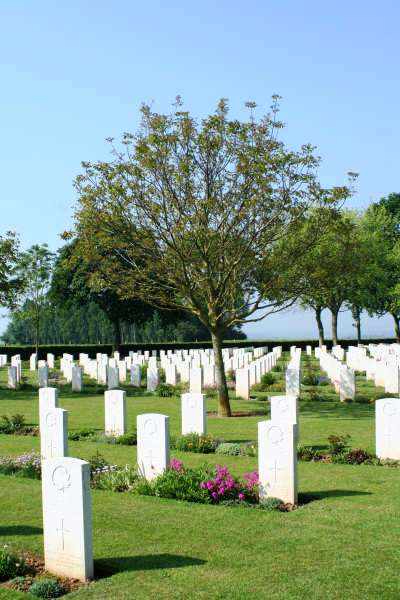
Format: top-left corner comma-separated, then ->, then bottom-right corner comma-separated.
15,244 -> 54,356
72,97 -> 352,415
0,231 -> 22,310
300,211 -> 362,346
50,241 -> 154,350
361,199 -> 400,340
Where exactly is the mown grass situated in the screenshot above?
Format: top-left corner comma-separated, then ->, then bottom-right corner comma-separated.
0,354 -> 399,599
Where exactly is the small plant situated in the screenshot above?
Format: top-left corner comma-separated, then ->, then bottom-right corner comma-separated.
216,442 -> 242,456
302,374 -> 319,386
173,433 -> 220,454
28,579 -> 65,598
155,383 -> 175,397
0,414 -> 26,433
226,369 -> 235,383
0,545 -> 27,582
259,497 -> 283,511
272,364 -> 283,372
0,452 -> 41,479
92,464 -> 137,492
344,448 -> 373,465
261,372 -> 275,387
114,431 -> 137,446
88,451 -> 110,477
328,434 -> 351,455
68,428 -> 96,441
297,445 -> 320,462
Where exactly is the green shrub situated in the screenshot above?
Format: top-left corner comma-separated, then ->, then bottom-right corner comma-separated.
226,369 -> 235,383
0,453 -> 41,479
0,546 -> 27,582
114,432 -> 137,446
155,383 -> 176,397
140,465 -> 212,503
0,414 -> 26,433
272,364 -> 283,372
344,448 -> 373,465
88,451 -> 110,477
172,433 -> 220,454
68,428 -> 95,441
261,372 -> 275,386
259,497 -> 283,511
93,465 -> 137,492
216,443 -> 242,456
216,442 -> 257,457
302,374 -> 319,386
297,445 -> 320,462
328,434 -> 351,455
28,579 -> 65,598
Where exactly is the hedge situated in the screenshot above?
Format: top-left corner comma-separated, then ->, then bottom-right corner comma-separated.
0,337 -> 396,359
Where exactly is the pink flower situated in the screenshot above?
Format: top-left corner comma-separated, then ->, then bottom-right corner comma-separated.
238,493 -> 245,501
212,492 -> 218,499
170,458 -> 184,473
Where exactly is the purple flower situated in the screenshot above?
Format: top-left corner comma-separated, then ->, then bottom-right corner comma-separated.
212,492 -> 218,499
238,493 -> 245,501
170,458 -> 184,473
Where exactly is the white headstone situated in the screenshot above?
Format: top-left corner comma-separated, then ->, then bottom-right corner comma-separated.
40,408 -> 68,460
189,367 -> 203,393
41,457 -> 93,581
130,364 -> 141,387
181,393 -> 207,435
104,390 -> 127,437
107,366 -> 119,390
376,398 -> 400,459
235,368 -> 250,400
39,387 -> 59,413
137,413 -> 169,480
72,366 -> 83,393
30,353 -> 37,371
258,420 -> 297,505
8,366 -> 18,389
285,367 -> 301,398
147,367 -> 159,392
38,365 -> 49,388
270,395 -> 299,440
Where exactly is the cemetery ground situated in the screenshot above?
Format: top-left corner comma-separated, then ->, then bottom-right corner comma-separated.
1,356 -> 400,599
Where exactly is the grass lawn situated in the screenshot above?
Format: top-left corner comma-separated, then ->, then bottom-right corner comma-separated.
0,354 -> 399,599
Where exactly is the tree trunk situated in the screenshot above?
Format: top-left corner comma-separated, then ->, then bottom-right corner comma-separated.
315,306 -> 324,347
391,313 -> 400,342
112,318 -> 122,351
211,330 -> 231,417
331,308 -> 339,346
351,305 -> 362,343
35,312 -> 40,360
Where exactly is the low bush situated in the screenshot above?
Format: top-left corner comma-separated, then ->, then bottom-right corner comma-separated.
0,546 -> 27,582
92,464 -> 137,492
328,434 -> 351,455
155,383 -> 176,397
271,364 -> 283,372
216,442 -> 257,457
134,462 -> 260,505
68,428 -> 96,441
297,445 -> 321,462
112,431 -> 137,446
0,414 -> 38,436
302,374 -> 319,386
0,453 -> 41,479
28,579 -> 65,598
259,497 -> 283,511
172,433 -> 220,454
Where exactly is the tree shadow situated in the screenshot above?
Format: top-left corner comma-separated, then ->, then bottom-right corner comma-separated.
95,554 -> 207,576
299,489 -> 372,504
0,525 -> 43,536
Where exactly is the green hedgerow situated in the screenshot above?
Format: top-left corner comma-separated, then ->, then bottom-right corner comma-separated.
0,546 -> 27,582
29,579 -> 65,598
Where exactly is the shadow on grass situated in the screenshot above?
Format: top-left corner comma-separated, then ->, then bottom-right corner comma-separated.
299,489 -> 372,504
0,525 -> 43,536
95,554 -> 207,576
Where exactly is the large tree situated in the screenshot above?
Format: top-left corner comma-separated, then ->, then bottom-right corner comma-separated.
72,98 -> 352,416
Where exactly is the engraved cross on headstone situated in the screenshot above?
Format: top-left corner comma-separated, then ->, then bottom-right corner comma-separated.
56,518 -> 71,551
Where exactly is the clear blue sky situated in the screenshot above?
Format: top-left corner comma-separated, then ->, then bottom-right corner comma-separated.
0,0 -> 398,339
